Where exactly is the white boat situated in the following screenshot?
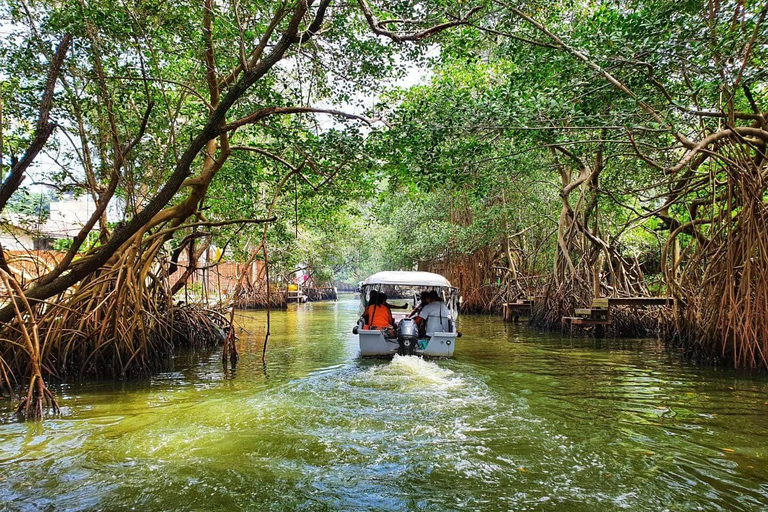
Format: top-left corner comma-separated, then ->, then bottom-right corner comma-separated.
352,271 -> 461,357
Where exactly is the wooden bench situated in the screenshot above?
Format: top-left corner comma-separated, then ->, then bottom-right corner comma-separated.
503,300 -> 532,322
574,307 -> 609,320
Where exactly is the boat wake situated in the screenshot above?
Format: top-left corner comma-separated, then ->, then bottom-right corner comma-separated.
354,354 -> 464,392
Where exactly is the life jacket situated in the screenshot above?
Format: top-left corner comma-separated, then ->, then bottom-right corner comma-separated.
365,304 -> 393,329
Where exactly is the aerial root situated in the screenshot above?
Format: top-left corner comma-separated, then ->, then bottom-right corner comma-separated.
15,374 -> 60,421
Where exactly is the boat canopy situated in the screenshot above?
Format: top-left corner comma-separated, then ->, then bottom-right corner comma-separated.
361,271 -> 453,288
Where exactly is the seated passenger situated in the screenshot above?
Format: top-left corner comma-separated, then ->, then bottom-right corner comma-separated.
414,290 -> 451,336
362,290 -> 378,326
367,290 -> 407,314
363,290 -> 379,329
364,291 -> 394,330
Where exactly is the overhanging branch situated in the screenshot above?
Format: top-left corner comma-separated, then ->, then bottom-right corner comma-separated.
220,106 -> 379,133
358,0 -> 482,42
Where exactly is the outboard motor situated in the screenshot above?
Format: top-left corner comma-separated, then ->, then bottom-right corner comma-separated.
397,318 -> 419,356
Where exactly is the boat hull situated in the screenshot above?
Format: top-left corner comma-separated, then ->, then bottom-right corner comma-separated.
358,329 -> 456,357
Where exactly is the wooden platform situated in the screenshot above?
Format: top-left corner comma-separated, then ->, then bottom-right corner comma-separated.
561,296 -> 674,335
501,293 -> 673,330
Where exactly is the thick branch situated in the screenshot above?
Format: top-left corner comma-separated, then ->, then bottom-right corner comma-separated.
221,106 -> 376,133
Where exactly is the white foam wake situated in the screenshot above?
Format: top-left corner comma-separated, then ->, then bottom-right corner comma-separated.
355,355 -> 463,391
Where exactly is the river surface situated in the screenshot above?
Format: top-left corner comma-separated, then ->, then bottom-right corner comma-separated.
1,296 -> 767,511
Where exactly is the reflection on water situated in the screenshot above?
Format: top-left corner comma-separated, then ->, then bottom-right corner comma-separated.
1,295 -> 767,511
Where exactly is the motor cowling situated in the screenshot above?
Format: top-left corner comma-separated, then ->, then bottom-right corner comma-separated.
397,318 -> 418,356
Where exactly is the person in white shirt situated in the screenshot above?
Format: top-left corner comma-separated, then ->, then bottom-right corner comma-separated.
408,291 -> 431,319
415,290 -> 451,337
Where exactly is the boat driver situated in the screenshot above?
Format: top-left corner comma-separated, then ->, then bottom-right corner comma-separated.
408,291 -> 431,319
414,290 -> 451,336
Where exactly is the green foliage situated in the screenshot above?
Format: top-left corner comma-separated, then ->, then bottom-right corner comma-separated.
5,188 -> 52,219
350,0 -> 768,288
2,0 -> 766,300
52,231 -> 100,252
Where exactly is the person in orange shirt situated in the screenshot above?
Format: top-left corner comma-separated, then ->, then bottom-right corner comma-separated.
362,290 -> 378,328
363,291 -> 394,330
362,290 -> 377,325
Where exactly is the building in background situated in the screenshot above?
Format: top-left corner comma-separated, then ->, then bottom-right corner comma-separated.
0,194 -> 97,251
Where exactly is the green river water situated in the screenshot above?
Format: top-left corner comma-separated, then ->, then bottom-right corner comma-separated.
1,296 -> 767,511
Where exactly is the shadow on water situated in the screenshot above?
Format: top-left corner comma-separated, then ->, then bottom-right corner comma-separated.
0,295 -> 767,511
